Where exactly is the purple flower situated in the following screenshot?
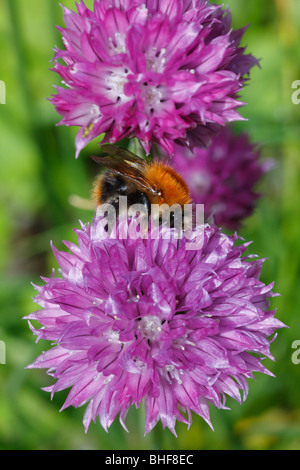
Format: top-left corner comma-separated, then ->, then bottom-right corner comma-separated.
25,216 -> 285,435
166,127 -> 273,230
51,0 -> 259,158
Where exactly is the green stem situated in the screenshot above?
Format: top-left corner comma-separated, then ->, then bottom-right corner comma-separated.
127,137 -> 151,161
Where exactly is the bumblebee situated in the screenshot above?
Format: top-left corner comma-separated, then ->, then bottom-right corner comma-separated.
92,145 -> 191,227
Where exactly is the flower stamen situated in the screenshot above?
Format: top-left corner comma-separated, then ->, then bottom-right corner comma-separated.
138,315 -> 162,342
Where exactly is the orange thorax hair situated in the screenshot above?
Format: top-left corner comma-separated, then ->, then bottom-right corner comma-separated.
144,161 -> 191,207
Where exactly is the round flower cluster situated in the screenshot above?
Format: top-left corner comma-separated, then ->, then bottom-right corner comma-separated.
25,217 -> 284,435
51,0 -> 258,157
167,127 -> 273,230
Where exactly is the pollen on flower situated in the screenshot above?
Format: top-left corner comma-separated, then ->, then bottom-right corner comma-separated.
82,123 -> 94,138
108,331 -> 121,344
146,48 -> 167,72
132,356 -> 146,371
103,375 -> 114,385
141,85 -> 163,109
138,315 -> 162,342
164,365 -> 184,385
108,32 -> 126,54
105,71 -> 129,100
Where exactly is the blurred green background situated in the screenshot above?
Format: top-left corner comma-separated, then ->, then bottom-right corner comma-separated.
0,0 -> 299,450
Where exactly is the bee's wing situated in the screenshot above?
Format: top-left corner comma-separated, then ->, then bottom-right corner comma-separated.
91,145 -> 159,196
99,144 -> 146,164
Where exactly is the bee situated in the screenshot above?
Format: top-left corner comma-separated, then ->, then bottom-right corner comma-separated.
91,144 -> 191,228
